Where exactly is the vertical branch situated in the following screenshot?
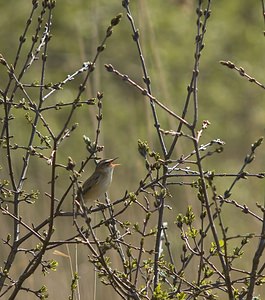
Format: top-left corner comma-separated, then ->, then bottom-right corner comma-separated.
261,0 -> 265,30
191,129 -> 234,298
122,0 -> 167,157
246,207 -> 265,300
15,5 -> 53,237
153,187 -> 166,288
191,1 -> 212,286
121,1 -> 169,289
13,0 -> 39,70
0,2 -> 55,298
167,0 -> 212,158
246,0 -> 265,292
188,3 -> 233,290
0,2 -> 47,139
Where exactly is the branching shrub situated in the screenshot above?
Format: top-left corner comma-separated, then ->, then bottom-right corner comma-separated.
0,1 -> 265,299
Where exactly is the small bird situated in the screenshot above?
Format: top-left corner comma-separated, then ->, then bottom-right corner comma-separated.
77,158 -> 119,205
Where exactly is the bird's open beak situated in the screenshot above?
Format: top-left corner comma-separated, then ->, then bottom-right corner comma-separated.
110,157 -> 120,167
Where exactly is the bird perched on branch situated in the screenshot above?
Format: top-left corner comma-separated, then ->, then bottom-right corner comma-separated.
77,158 -> 120,206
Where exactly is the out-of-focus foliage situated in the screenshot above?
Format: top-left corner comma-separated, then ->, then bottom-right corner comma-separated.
1,1 -> 264,173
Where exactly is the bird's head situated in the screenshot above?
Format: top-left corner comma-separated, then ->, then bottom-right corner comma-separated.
96,157 -> 120,173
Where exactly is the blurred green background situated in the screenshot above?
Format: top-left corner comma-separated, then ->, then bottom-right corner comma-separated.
0,0 -> 265,298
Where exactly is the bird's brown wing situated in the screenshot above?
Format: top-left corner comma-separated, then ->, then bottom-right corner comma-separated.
81,172 -> 100,195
